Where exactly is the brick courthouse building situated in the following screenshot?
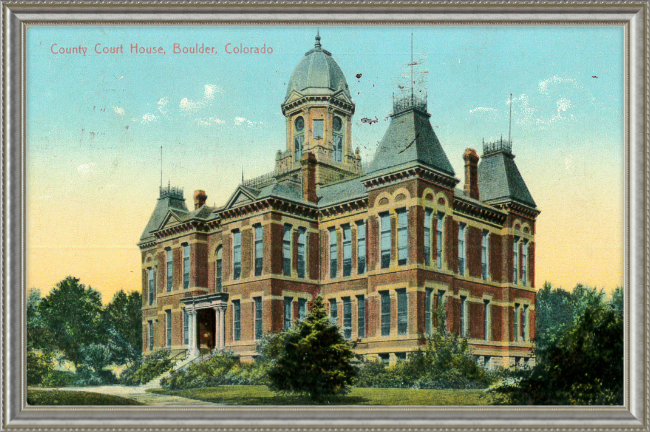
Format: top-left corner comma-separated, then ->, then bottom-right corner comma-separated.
138,34 -> 540,368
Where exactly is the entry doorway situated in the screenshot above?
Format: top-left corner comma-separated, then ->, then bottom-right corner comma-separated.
197,308 -> 216,352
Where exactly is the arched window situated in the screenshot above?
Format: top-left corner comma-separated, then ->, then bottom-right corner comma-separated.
215,246 -> 223,292
294,116 -> 304,161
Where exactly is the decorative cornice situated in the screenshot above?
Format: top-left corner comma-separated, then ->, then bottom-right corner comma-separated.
218,197 -> 319,221
363,166 -> 459,190
282,94 -> 355,116
319,198 -> 369,219
453,196 -> 508,225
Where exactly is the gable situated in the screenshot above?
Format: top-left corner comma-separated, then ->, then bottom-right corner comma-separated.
284,90 -> 305,105
224,187 -> 257,210
156,210 -> 186,232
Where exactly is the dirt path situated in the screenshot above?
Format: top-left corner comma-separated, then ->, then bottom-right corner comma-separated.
34,385 -> 218,406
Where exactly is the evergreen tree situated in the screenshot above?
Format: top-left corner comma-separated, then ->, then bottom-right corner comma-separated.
268,296 -> 356,401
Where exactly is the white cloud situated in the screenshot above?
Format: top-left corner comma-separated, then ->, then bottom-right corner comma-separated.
510,94 -> 536,126
234,116 -> 255,127
538,76 -> 579,95
77,163 -> 95,175
141,113 -> 157,124
179,84 -> 222,113
537,97 -> 575,126
195,116 -> 226,126
469,107 -> 498,114
112,107 -> 125,119
157,97 -> 168,115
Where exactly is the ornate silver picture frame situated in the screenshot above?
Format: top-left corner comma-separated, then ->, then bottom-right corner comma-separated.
3,1 -> 648,429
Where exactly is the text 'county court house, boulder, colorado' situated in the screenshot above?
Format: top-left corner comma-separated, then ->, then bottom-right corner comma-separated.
138,33 -> 540,369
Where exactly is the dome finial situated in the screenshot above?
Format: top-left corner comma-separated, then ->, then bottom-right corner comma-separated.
315,28 -> 321,49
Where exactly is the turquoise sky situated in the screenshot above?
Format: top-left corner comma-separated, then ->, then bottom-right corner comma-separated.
26,25 -> 625,297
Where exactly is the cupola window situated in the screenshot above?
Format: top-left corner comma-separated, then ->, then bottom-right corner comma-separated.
333,116 -> 343,162
294,116 -> 304,161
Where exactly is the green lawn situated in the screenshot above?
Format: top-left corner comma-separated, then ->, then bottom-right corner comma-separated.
27,389 -> 143,406
150,385 -> 488,405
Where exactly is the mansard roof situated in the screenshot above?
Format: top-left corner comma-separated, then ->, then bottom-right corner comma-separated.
478,145 -> 537,208
366,104 -> 455,178
140,186 -> 188,243
317,177 -> 367,207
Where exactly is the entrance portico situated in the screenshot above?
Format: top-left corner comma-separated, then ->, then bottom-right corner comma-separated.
181,293 -> 229,357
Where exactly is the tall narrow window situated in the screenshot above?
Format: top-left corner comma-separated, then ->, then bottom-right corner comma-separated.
254,297 -> 263,340
166,310 -> 172,347
458,223 -> 466,275
460,296 -> 467,337
183,309 -> 189,345
283,224 -> 292,277
294,116 -> 305,161
215,246 -> 223,292
424,209 -> 432,266
297,228 -> 306,279
484,300 -> 491,341
333,135 -> 343,162
313,119 -> 324,139
148,268 -> 154,305
425,288 -> 433,335
380,213 -> 391,269
357,295 -> 365,338
482,231 -> 489,280
342,225 -> 352,277
513,237 -> 519,284
284,297 -> 293,330
513,303 -> 520,341
329,228 -> 338,278
298,298 -> 306,321
343,297 -> 352,340
148,321 -> 154,351
523,304 -> 529,341
436,213 -> 444,268
522,240 -> 528,285
329,299 -> 338,326
397,209 -> 408,266
233,300 -> 241,341
166,249 -> 173,292
183,244 -> 190,289
380,291 -> 391,336
333,116 -> 343,162
397,289 -> 408,335
356,221 -> 366,274
437,290 -> 446,329
254,224 -> 263,277
294,135 -> 304,161
233,231 -> 241,280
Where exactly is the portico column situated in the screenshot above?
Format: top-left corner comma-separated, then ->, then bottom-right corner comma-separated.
214,307 -> 221,352
189,310 -> 199,357
220,305 -> 227,349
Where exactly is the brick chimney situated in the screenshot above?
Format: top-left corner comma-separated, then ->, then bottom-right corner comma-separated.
301,152 -> 318,203
193,190 -> 207,209
463,148 -> 480,200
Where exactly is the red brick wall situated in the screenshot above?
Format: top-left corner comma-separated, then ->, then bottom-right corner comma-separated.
241,228 -> 252,279
367,215 -> 378,271
223,232 -> 232,282
528,241 -> 535,288
192,242 -> 208,288
320,230 -> 328,279
489,234 -> 502,282
141,268 -> 147,300
469,301 -> 483,339
467,226 -> 482,278
270,223 -> 283,274
308,232 -> 319,280
415,290 -> 425,334
263,224 -> 272,275
173,247 -> 182,289
409,206 -> 420,265
529,309 -> 536,340
505,235 -> 514,284
445,216 -> 458,273
157,251 -> 165,294
292,230 -> 299,272
492,305 -> 504,341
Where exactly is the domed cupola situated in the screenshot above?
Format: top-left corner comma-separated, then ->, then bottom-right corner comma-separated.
283,32 -> 352,103
276,31 -> 360,187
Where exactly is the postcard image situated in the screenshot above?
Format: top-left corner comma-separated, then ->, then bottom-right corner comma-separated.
25,25 -> 624,407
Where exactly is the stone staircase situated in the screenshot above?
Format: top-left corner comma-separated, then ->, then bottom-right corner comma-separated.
141,351 -> 202,390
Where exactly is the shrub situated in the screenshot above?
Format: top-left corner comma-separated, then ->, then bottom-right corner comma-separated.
119,349 -> 174,386
40,366 -> 117,387
27,350 -> 55,386
161,351 -> 267,389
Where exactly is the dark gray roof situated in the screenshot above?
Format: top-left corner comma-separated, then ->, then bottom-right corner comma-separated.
366,108 -> 455,177
284,35 -> 351,102
140,193 -> 188,242
258,181 -> 305,203
478,150 -> 536,208
317,177 -> 367,207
